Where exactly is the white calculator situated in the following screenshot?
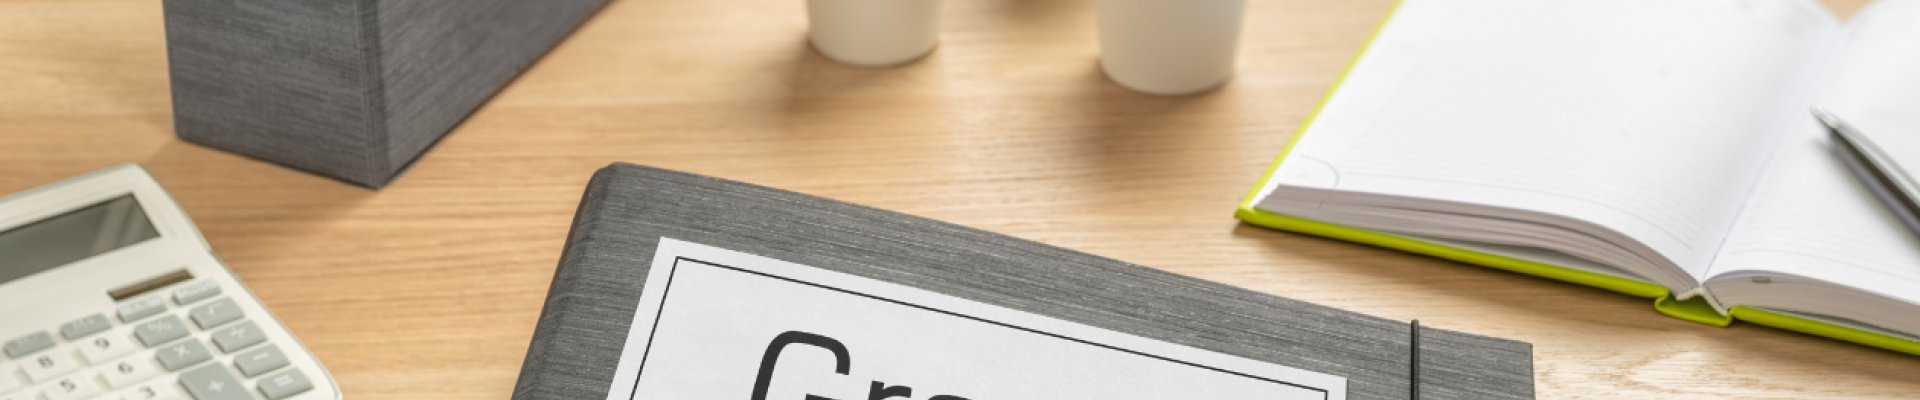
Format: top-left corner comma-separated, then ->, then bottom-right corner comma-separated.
0,165 -> 340,400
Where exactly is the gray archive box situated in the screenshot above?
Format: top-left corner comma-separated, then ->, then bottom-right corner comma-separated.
163,0 -> 608,188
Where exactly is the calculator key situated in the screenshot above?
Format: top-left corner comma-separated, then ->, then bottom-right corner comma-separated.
119,297 -> 169,323
100,357 -> 163,389
155,340 -> 213,372
210,321 -> 266,354
59,314 -> 112,340
178,364 -> 250,400
117,381 -> 185,400
232,346 -> 288,378
78,333 -> 140,365
256,369 -> 312,400
2,332 -> 54,358
134,316 -> 190,347
0,362 -> 21,392
21,350 -> 80,382
40,374 -> 102,400
173,281 -> 221,306
189,298 -> 244,329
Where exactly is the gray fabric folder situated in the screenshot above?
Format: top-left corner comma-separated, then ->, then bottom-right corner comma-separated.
512,163 -> 1534,400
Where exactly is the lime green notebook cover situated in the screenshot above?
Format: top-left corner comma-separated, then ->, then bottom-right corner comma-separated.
1235,0 -> 1920,357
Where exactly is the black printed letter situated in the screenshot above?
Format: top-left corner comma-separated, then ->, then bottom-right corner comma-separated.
750,331 -> 853,400
868,382 -> 912,400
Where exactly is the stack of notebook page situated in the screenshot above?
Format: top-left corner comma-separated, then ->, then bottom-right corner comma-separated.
1240,0 -> 1920,355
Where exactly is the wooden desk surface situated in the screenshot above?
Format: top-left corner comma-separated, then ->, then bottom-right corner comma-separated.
3,0 -> 1914,398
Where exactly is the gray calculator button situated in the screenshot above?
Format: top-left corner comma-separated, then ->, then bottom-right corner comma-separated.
257,368 -> 313,400
119,297 -> 168,322
3,332 -> 55,358
157,339 -> 214,371
190,298 -> 244,329
179,364 -> 252,400
173,280 -> 222,305
233,345 -> 289,377
60,314 -> 112,339
211,321 -> 267,353
134,316 -> 191,347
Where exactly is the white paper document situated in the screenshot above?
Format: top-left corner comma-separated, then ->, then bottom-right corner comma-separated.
603,238 -> 1348,400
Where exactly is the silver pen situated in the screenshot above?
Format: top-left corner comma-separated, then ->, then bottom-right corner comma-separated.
1813,107 -> 1920,237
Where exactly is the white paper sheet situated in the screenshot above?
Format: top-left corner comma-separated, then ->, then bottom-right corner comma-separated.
602,238 -> 1348,400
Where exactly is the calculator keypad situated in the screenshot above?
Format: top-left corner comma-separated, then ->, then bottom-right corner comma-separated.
77,334 -> 138,365
254,370 -> 310,400
209,324 -> 265,355
99,358 -> 162,389
177,365 -> 247,400
59,316 -> 111,341
0,364 -> 20,393
2,333 -> 54,359
133,316 -> 191,348
156,341 -> 213,372
230,347 -> 286,379
21,350 -> 82,383
171,282 -> 220,307
1,279 -> 318,400
119,382 -> 181,400
188,300 -> 242,331
41,374 -> 101,400
117,299 -> 166,323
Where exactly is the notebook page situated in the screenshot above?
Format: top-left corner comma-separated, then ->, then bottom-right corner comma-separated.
1708,0 -> 1920,308
1258,0 -> 1837,281
1821,0 -> 1920,174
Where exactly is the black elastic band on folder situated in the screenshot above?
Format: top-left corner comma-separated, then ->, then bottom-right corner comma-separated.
1410,319 -> 1421,400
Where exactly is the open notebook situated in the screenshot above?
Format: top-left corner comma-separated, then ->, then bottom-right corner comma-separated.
1239,0 -> 1920,355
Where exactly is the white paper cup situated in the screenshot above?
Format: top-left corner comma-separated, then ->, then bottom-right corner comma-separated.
806,0 -> 942,66
1097,0 -> 1248,95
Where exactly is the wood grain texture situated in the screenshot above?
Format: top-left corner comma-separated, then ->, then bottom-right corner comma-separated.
0,0 -> 1912,399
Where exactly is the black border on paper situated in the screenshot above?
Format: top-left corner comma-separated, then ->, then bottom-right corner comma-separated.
627,256 -> 1333,400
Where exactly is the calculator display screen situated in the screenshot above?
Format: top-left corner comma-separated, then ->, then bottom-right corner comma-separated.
0,194 -> 160,284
